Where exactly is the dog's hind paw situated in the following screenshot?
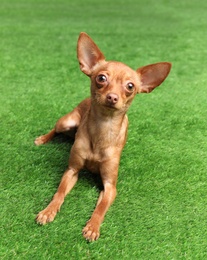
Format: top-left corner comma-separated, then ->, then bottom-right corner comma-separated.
34,136 -> 46,146
34,129 -> 56,146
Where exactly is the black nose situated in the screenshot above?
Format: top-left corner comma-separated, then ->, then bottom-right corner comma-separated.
106,93 -> 119,105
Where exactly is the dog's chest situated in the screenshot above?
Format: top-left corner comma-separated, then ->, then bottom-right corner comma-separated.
84,145 -> 115,173
75,114 -> 128,173
84,129 -> 125,173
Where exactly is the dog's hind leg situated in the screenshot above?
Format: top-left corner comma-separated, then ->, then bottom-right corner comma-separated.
34,128 -> 56,145
34,98 -> 91,146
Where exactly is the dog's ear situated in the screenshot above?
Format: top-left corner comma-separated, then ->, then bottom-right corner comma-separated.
136,62 -> 172,93
77,32 -> 105,76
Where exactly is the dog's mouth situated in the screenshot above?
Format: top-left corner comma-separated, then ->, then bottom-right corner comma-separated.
104,102 -> 118,110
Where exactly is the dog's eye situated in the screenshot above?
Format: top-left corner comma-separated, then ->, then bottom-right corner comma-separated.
126,82 -> 135,92
96,74 -> 107,83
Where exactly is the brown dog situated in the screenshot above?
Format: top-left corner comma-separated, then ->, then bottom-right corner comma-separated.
35,32 -> 171,241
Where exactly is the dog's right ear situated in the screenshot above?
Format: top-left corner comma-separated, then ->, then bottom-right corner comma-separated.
77,32 -> 105,76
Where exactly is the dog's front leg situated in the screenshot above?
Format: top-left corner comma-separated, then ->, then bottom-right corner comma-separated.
82,182 -> 117,241
82,161 -> 118,241
36,167 -> 79,224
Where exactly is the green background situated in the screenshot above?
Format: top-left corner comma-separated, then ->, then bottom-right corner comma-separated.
1,0 -> 207,259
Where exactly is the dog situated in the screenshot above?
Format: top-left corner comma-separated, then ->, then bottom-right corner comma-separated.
35,32 -> 171,241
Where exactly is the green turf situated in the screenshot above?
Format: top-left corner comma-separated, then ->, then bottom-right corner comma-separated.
1,0 -> 207,258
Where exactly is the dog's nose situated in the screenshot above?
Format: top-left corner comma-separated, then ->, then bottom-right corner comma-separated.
106,93 -> 119,105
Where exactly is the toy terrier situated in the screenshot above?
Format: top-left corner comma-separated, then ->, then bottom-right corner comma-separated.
35,32 -> 171,241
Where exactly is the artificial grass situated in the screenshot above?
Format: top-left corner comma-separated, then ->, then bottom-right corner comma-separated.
1,0 -> 207,259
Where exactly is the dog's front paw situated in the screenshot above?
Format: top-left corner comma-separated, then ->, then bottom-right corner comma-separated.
36,207 -> 57,225
82,220 -> 100,242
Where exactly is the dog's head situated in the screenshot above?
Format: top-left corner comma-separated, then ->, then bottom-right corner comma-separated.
77,32 -> 171,112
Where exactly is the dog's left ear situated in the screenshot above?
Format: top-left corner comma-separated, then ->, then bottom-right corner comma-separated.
136,62 -> 172,93
77,32 -> 105,76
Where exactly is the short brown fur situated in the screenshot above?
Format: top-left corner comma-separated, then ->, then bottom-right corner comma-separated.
35,32 -> 171,241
